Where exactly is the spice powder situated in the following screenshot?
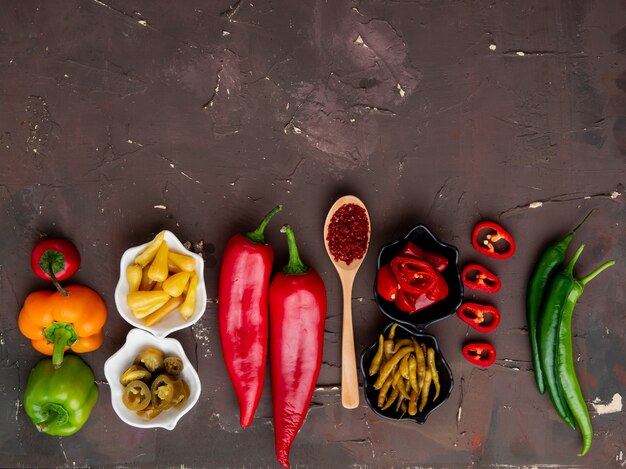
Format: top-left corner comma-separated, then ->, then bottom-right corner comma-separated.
327,203 -> 369,265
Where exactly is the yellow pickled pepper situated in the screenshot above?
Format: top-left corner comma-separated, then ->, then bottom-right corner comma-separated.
126,264 -> 142,292
148,242 -> 169,282
179,272 -> 198,320
168,252 -> 196,272
127,291 -> 171,318
144,296 -> 185,327
139,264 -> 155,291
163,272 -> 190,298
134,231 -> 165,267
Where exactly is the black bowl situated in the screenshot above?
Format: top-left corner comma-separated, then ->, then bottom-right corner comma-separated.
360,322 -> 454,424
373,224 -> 463,332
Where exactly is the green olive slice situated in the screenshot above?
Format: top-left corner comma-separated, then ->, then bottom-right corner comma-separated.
122,380 -> 151,411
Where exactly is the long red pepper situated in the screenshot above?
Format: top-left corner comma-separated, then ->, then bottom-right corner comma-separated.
218,205 -> 282,428
270,225 -> 326,468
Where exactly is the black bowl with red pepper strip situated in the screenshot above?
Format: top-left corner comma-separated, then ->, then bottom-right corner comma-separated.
359,322 -> 454,424
373,224 -> 463,331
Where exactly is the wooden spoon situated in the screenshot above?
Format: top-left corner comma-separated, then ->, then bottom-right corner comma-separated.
323,195 -> 371,409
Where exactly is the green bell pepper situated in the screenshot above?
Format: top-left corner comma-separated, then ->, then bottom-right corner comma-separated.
24,354 -> 98,436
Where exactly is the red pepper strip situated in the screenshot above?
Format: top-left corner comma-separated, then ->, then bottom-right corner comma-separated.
457,302 -> 501,332
472,221 -> 516,260
423,251 -> 448,272
218,205 -> 282,428
270,225 -> 326,468
400,241 -> 424,260
391,256 -> 439,295
426,273 -> 449,301
376,264 -> 399,302
462,342 -> 497,367
394,289 -> 436,314
400,242 -> 448,272
462,263 -> 501,293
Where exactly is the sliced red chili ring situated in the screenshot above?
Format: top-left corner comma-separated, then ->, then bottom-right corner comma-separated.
376,263 -> 399,302
462,342 -> 496,367
462,263 -> 501,293
390,256 -> 438,295
422,251 -> 448,272
394,289 -> 417,312
472,221 -> 516,260
457,302 -> 501,332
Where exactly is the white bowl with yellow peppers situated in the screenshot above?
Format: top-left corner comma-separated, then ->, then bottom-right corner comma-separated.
114,230 -> 207,338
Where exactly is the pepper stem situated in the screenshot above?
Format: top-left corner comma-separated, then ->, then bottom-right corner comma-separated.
579,260 -> 615,286
39,249 -> 69,296
280,225 -> 308,275
244,205 -> 283,244
564,244 -> 585,275
44,322 -> 79,368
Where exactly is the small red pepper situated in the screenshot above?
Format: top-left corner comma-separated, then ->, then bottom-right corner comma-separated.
462,263 -> 501,293
376,264 -> 399,302
426,272 -> 449,301
472,221 -> 516,260
31,239 -> 81,296
390,256 -> 438,295
270,225 -> 326,468
457,302 -> 501,332
462,342 -> 496,367
218,205 -> 282,428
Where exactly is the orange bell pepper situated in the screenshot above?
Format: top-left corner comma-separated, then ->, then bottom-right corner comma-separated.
18,285 -> 107,367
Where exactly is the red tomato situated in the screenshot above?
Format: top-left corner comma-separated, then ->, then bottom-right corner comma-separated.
31,239 -> 81,281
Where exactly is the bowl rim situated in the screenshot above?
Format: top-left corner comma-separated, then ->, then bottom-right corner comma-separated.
373,224 -> 463,332
359,322 -> 454,424
103,328 -> 201,430
114,230 -> 207,338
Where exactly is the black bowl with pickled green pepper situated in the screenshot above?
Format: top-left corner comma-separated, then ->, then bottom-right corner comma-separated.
360,322 -> 454,424
373,224 -> 463,331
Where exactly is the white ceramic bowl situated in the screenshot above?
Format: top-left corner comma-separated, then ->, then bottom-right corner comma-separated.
103,328 -> 201,430
114,230 -> 207,338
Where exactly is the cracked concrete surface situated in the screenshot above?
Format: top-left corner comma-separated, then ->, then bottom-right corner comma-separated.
0,0 -> 625,468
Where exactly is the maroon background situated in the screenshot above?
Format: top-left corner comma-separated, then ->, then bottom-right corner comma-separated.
1,0 -> 625,467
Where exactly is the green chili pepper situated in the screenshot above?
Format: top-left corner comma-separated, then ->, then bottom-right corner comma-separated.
24,355 -> 98,436
527,209 -> 595,394
555,246 -> 614,456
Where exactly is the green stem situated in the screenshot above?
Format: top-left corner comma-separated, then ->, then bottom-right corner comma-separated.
579,260 -> 615,286
44,323 -> 78,368
48,270 -> 69,297
40,251 -> 69,296
280,225 -> 308,275
244,205 -> 283,244
564,244 -> 585,275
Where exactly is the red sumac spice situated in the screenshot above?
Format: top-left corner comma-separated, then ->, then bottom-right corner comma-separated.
327,203 -> 369,265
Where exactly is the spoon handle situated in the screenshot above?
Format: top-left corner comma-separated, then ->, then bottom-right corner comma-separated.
341,275 -> 359,409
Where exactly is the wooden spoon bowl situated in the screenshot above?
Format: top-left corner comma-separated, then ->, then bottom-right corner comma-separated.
323,195 -> 371,409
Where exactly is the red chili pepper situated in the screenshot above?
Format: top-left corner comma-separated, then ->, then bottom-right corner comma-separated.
394,289 -> 436,314
462,263 -> 501,293
376,264 -> 399,302
472,221 -> 516,260
463,342 -> 497,367
31,239 -> 81,296
390,256 -> 438,295
270,225 -> 326,468
400,242 -> 448,272
218,205 -> 282,428
457,302 -> 501,332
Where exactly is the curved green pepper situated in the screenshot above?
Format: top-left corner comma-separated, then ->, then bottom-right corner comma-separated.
24,354 -> 98,436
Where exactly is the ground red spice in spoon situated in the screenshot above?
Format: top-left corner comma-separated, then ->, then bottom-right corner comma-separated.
327,203 -> 369,265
